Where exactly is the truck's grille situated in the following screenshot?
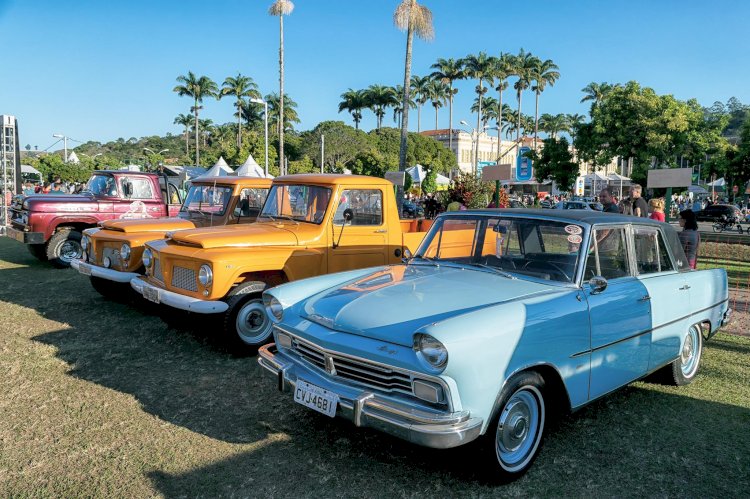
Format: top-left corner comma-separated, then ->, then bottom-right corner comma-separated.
171,266 -> 197,292
290,336 -> 414,395
153,258 -> 163,282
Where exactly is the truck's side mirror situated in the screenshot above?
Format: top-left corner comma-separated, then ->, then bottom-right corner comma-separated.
123,181 -> 133,198
343,208 -> 354,223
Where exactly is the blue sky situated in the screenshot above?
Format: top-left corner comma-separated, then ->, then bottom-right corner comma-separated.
2,0 -> 749,152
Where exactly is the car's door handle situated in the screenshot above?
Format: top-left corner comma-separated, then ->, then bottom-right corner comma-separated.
638,295 -> 651,302
679,285 -> 691,290
374,229 -> 387,233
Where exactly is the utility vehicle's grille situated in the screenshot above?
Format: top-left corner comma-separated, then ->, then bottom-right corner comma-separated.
171,266 -> 197,292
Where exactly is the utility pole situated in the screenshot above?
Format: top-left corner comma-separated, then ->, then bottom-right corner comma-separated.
53,134 -> 68,162
321,134 -> 325,174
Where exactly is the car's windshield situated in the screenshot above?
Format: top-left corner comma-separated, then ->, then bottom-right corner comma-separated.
259,184 -> 332,224
85,174 -> 118,197
413,215 -> 585,283
179,184 -> 233,216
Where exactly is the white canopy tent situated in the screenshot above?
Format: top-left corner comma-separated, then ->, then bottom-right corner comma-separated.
707,177 -> 726,187
21,164 -> 41,176
198,157 -> 233,178
406,164 -> 451,186
688,184 -> 708,194
234,154 -> 273,178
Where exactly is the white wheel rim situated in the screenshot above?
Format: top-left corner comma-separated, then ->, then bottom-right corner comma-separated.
495,385 -> 545,472
60,240 -> 82,263
681,325 -> 701,378
235,299 -> 272,345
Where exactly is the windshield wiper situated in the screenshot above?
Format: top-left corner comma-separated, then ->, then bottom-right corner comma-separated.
455,262 -> 517,279
410,255 -> 440,266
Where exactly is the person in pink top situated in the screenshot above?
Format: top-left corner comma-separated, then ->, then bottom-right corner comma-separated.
648,197 -> 666,222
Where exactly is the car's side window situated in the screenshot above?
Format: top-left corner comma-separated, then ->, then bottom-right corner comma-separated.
633,227 -> 674,274
585,227 -> 630,280
333,189 -> 383,226
233,188 -> 268,222
122,177 -> 154,199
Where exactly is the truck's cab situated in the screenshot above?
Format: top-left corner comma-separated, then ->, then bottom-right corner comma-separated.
5,171 -> 183,267
72,176 -> 271,299
130,174 -> 428,352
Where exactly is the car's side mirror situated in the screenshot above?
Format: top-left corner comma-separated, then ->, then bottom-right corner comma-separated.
402,248 -> 412,263
589,276 -> 608,294
123,181 -> 133,198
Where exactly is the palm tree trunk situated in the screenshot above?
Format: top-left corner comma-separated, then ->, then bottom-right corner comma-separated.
278,14 -> 285,175
397,5 -> 415,216
497,84 -> 503,158
516,89 -> 522,144
448,83 -> 454,152
184,126 -> 189,156
194,98 -> 200,166
237,99 -> 242,150
417,104 -> 421,132
434,105 -> 439,130
534,90 -> 540,149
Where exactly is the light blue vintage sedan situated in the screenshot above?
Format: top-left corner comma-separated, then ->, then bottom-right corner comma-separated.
258,210 -> 730,479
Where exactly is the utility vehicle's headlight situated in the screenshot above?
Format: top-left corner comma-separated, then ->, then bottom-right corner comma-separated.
142,248 -> 153,268
198,264 -> 213,286
120,244 -> 131,261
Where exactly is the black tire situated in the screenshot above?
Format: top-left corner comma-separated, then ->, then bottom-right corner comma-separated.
664,324 -> 703,386
90,276 -> 131,303
712,223 -> 722,233
27,243 -> 47,261
478,371 -> 547,483
221,281 -> 272,354
45,229 -> 83,268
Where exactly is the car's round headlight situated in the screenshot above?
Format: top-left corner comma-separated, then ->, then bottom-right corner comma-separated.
198,264 -> 213,286
263,295 -> 284,322
81,236 -> 89,251
414,333 -> 448,370
142,248 -> 153,268
120,244 -> 131,261
22,200 -> 29,210
103,256 -> 111,268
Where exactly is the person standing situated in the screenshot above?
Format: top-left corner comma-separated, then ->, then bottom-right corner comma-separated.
678,210 -> 700,269
599,187 -> 620,213
630,184 -> 648,217
648,198 -> 666,222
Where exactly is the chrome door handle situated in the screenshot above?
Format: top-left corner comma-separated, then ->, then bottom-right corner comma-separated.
638,295 -> 651,302
374,229 -> 387,233
679,285 -> 691,290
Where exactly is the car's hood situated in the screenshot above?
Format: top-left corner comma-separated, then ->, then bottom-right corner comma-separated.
25,194 -> 97,211
101,217 -> 195,233
301,264 -> 562,347
169,223 -> 298,249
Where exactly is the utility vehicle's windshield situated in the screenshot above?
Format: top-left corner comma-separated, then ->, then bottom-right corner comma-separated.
259,184 -> 332,224
180,184 -> 233,216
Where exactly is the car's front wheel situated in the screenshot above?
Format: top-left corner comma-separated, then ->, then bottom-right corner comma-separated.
222,282 -> 272,354
46,229 -> 83,268
481,371 -> 547,482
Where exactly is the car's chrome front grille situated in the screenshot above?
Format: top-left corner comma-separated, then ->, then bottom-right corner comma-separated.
102,247 -> 122,269
171,265 -> 197,292
152,258 -> 163,282
290,336 -> 414,395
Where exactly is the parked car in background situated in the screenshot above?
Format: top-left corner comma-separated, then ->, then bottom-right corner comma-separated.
131,175 -> 430,352
540,199 -> 554,209
259,209 -> 729,480
71,176 -> 271,300
509,199 -> 527,208
5,171 -> 182,267
556,200 -> 602,211
402,200 -> 424,218
695,204 -> 743,222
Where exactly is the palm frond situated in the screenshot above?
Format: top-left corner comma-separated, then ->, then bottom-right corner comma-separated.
268,0 -> 294,16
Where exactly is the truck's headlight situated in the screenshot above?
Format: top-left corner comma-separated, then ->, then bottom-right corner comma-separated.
22,200 -> 29,210
142,248 -> 153,268
81,236 -> 90,251
120,244 -> 131,261
103,256 -> 111,268
198,264 -> 213,286
263,294 -> 283,322
413,333 -> 448,370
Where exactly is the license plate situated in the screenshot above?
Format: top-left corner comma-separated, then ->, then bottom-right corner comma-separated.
143,285 -> 161,304
294,379 -> 339,418
6,227 -> 24,243
78,262 -> 92,276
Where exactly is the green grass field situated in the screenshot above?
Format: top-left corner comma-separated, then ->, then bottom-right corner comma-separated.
0,237 -> 748,497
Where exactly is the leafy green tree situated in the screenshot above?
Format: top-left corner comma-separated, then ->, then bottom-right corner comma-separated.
530,137 -> 579,191
300,121 -> 371,172
220,73 -> 260,150
730,119 -> 750,185
268,0 -> 294,174
173,71 -> 218,165
421,164 -> 438,194
446,171 -> 492,208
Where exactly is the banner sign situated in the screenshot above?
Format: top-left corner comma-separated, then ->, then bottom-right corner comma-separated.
482,164 -> 512,182
477,161 -> 495,177
516,147 -> 532,181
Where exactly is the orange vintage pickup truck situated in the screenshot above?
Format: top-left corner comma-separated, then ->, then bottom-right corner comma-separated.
130,174 -> 431,352
71,176 -> 271,299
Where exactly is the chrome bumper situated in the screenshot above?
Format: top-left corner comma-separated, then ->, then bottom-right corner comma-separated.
71,259 -> 139,283
130,276 -> 229,314
258,343 -> 483,449
721,308 -> 733,327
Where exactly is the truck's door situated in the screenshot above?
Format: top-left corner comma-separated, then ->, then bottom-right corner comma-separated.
327,187 -> 388,274
116,176 -> 163,219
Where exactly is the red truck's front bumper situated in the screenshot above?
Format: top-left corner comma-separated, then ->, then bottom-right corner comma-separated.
4,226 -> 45,245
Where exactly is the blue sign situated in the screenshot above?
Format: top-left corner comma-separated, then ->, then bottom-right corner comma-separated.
477,161 -> 495,177
516,147 -> 533,181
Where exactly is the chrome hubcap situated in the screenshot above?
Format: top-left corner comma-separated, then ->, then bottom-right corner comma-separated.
60,240 -> 82,263
496,386 -> 544,472
235,299 -> 272,345
681,325 -> 701,377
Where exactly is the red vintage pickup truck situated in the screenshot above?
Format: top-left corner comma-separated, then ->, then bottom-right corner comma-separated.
5,170 -> 182,267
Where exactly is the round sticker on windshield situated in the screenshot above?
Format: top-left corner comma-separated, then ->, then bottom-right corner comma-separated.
567,234 -> 582,244
564,225 -> 582,235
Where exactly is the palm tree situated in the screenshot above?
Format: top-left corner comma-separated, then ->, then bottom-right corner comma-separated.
392,85 -> 416,128
580,82 -> 620,113
509,49 -> 539,144
491,53 -> 513,157
462,51 -> 493,171
269,0 -> 294,174
410,75 -> 431,132
425,80 -> 449,129
173,71 -> 218,165
531,59 -> 560,148
238,100 -> 265,127
173,113 -> 193,156
266,92 -> 300,134
566,113 -> 586,141
539,113 -> 569,139
430,57 -> 464,150
338,88 -> 368,129
220,73 -> 260,150
394,0 -> 434,213
471,95 -> 498,129
364,85 -> 398,129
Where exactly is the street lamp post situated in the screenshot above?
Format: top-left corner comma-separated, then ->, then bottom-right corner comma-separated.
459,121 -> 490,175
143,148 -> 169,172
250,97 -> 269,177
52,134 -> 68,163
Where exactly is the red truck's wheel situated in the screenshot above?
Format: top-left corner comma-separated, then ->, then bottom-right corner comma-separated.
46,229 -> 83,268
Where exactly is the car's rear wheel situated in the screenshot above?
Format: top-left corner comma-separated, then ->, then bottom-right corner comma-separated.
46,229 -> 83,268
667,324 -> 703,386
480,371 -> 547,482
222,282 -> 272,354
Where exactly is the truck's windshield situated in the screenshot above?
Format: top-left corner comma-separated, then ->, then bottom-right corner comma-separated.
414,215 -> 584,283
85,174 -> 118,197
180,184 -> 233,216
259,184 -> 332,224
